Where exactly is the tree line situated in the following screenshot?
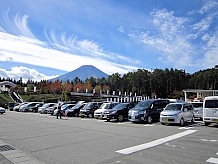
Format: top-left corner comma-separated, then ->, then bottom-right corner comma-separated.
1,67 -> 217,99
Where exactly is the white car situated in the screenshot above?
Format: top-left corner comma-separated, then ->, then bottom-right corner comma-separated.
0,107 -> 6,114
38,103 -> 56,114
94,102 -> 119,119
160,102 -> 195,126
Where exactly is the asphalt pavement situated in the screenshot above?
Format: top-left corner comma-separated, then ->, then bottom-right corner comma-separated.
0,111 -> 218,164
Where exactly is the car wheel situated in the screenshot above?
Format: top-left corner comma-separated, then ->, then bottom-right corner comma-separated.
191,116 -> 195,123
180,118 -> 185,126
147,115 -> 152,124
74,113 -> 79,117
0,113 -> 3,114
204,122 -> 210,126
160,122 -> 165,125
88,113 -> 93,118
43,110 -> 47,114
117,115 -> 124,122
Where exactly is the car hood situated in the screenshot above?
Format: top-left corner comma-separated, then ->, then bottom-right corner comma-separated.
129,107 -> 146,113
161,110 -> 181,115
95,109 -> 107,113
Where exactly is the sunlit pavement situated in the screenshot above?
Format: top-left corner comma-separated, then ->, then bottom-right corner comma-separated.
0,111 -> 217,164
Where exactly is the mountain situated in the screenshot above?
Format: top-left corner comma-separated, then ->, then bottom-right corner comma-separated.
50,65 -> 109,82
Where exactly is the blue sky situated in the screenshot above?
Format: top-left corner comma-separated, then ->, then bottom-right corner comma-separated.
0,0 -> 218,82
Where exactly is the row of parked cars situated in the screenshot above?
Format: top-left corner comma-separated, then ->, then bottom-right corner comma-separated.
8,98 -> 205,126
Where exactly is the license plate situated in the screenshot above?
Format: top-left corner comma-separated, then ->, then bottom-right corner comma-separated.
212,119 -> 218,122
162,118 -> 168,122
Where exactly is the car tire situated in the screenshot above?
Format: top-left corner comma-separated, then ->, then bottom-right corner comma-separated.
191,116 -> 195,123
180,118 -> 185,126
74,113 -> 79,117
160,122 -> 165,125
204,122 -> 210,126
0,113 -> 3,114
117,115 -> 124,122
147,115 -> 152,124
88,113 -> 92,118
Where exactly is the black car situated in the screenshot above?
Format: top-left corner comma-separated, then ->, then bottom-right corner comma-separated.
103,102 -> 137,122
66,104 -> 85,117
79,102 -> 103,118
128,99 -> 170,123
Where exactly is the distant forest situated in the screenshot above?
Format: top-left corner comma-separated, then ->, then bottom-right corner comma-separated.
1,68 -> 218,99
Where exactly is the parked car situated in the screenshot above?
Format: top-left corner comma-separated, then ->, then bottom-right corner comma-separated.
160,102 -> 195,126
7,102 -> 20,111
79,102 -> 103,118
203,96 -> 218,126
19,102 -> 43,112
103,102 -> 137,122
94,102 -> 119,119
0,107 -> 6,114
191,101 -> 203,120
128,99 -> 170,123
53,104 -> 75,116
65,103 -> 86,117
38,103 -> 56,114
13,102 -> 27,111
31,103 -> 44,113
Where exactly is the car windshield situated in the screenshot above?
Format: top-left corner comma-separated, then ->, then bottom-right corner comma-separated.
71,104 -> 82,109
205,100 -> 218,108
134,101 -> 152,109
113,103 -> 127,110
100,103 -> 110,109
164,104 -> 182,111
191,103 -> 203,108
84,103 -> 93,108
42,103 -> 50,108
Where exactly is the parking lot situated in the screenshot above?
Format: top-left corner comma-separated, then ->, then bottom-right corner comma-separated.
0,111 -> 218,164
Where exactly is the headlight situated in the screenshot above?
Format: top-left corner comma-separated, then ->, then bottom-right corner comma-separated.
139,110 -> 146,115
111,110 -> 117,114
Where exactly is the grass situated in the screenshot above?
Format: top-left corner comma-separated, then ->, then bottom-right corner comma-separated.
0,92 -> 14,107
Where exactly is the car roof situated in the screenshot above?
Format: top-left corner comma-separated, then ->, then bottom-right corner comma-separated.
169,102 -> 190,105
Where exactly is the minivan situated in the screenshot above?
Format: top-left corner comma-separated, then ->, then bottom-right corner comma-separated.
203,96 -> 218,126
128,99 -> 170,123
79,102 -> 103,118
94,102 -> 119,119
160,102 -> 195,126
103,102 -> 137,122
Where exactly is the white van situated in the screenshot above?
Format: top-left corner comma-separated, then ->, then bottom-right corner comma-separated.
203,96 -> 218,126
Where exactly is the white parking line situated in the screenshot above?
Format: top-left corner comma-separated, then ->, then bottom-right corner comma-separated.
179,127 -> 194,130
207,157 -> 218,164
116,130 -> 197,155
144,124 -> 154,127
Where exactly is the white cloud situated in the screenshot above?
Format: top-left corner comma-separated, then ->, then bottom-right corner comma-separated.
129,9 -> 194,68
202,32 -> 218,69
198,0 -> 218,14
0,12 -> 140,81
0,66 -> 57,82
44,29 -> 140,64
2,10 -> 36,38
118,26 -> 125,33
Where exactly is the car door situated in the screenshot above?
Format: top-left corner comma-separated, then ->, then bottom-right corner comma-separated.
187,104 -> 194,121
150,101 -> 160,120
183,104 -> 189,121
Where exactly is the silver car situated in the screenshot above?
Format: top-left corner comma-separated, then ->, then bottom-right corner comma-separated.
191,102 -> 203,120
0,107 -> 6,114
160,102 -> 195,126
